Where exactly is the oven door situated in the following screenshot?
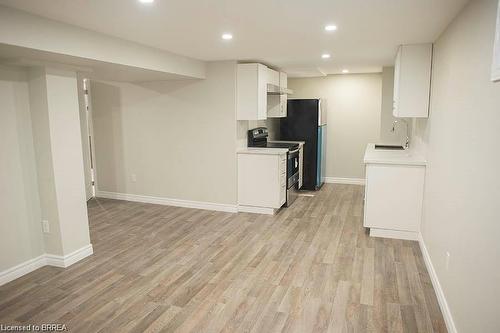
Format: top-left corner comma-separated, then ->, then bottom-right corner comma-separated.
287,149 -> 300,188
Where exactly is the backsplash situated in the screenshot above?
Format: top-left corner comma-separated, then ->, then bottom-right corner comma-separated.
248,119 -> 280,140
237,118 -> 281,148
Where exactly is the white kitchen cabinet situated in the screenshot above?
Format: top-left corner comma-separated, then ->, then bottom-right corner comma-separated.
267,68 -> 280,86
279,71 -> 287,89
237,63 -> 268,120
267,71 -> 288,118
237,150 -> 287,214
363,163 -> 425,240
393,43 -> 433,118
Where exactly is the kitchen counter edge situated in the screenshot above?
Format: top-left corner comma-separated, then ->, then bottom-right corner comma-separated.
237,148 -> 289,155
363,143 -> 427,166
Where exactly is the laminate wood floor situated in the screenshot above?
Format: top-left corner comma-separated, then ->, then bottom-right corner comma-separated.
0,184 -> 446,332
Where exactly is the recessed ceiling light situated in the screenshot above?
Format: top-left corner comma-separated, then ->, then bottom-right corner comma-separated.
138,0 -> 154,3
342,69 -> 349,73
321,54 -> 331,59
325,25 -> 337,31
222,33 -> 233,40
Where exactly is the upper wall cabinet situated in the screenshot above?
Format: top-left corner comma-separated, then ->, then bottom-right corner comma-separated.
393,43 -> 433,118
267,68 -> 280,86
237,63 -> 268,120
267,72 -> 288,118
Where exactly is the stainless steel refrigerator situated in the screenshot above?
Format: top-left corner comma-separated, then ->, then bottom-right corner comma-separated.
279,99 -> 326,190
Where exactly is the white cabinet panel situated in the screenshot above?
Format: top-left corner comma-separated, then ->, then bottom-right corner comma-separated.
268,71 -> 288,118
364,163 -> 425,232
237,63 -> 268,120
393,44 -> 432,118
267,68 -> 280,86
280,94 -> 287,117
238,152 -> 286,208
279,72 -> 287,89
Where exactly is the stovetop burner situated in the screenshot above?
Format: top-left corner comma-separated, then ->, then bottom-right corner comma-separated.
247,127 -> 299,151
264,142 -> 300,150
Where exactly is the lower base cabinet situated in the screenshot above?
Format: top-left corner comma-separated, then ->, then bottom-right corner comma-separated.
363,163 -> 425,240
238,152 -> 287,210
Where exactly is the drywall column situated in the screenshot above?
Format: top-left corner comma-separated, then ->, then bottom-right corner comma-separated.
28,67 -> 92,263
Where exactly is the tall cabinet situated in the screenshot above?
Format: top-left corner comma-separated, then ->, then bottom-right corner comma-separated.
393,43 -> 433,118
237,63 -> 268,120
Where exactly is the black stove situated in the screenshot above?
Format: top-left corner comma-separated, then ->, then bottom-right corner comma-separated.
247,127 -> 299,151
265,142 -> 299,150
247,127 -> 300,207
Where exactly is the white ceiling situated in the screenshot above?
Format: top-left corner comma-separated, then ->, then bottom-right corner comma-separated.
0,0 -> 468,77
0,44 -> 190,82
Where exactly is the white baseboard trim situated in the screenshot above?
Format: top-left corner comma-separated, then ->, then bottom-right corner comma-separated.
418,233 -> 457,333
369,228 -> 418,241
0,244 -> 93,286
45,244 -> 94,268
0,255 -> 47,286
237,205 -> 277,215
324,177 -> 366,185
97,190 -> 238,213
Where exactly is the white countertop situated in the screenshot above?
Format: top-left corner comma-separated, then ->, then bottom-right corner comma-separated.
363,143 -> 427,166
237,147 -> 288,155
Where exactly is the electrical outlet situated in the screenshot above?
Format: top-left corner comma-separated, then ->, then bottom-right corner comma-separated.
445,251 -> 451,270
131,173 -> 137,182
42,220 -> 50,233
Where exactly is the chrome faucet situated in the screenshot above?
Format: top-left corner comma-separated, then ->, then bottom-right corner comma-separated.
392,119 -> 410,149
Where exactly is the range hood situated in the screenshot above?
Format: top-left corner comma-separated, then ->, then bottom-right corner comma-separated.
267,83 -> 293,95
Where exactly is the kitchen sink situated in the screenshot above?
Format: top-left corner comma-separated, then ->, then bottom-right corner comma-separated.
374,144 -> 405,150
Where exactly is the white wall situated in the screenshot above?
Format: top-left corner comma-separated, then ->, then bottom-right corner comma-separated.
1,65 -> 92,279
0,65 -> 44,271
414,0 -> 500,331
288,74 -> 382,179
91,61 -> 238,205
240,117 -> 281,146
28,67 -> 64,255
